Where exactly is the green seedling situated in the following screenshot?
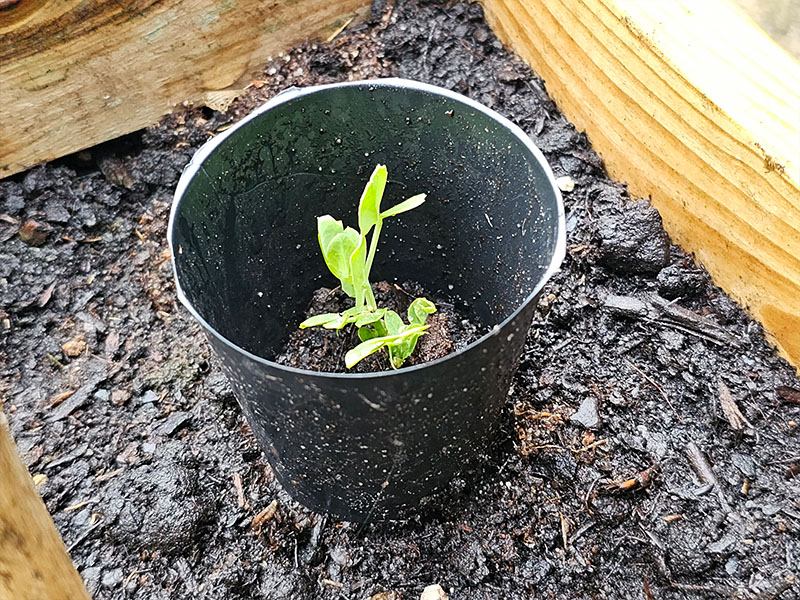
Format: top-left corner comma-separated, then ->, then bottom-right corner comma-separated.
299,164 -> 436,369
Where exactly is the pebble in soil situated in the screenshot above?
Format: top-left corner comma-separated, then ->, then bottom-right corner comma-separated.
1,1 -> 799,599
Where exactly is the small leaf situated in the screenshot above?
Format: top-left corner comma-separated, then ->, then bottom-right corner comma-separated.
408,297 -> 436,326
383,310 -> 404,336
323,315 -> 350,329
324,228 -> 361,287
355,309 -> 386,327
358,325 -> 381,342
381,193 -> 426,218
300,313 -> 341,328
317,216 -> 343,255
358,165 -> 387,235
346,338 -> 388,368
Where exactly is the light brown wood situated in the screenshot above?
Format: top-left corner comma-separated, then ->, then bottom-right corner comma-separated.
0,0 -> 368,177
0,411 -> 90,600
481,0 -> 800,369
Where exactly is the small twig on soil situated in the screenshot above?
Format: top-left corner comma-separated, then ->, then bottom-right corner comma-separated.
232,473 -> 246,508
685,443 -> 738,519
605,464 -> 660,493
66,520 -> 103,553
626,360 -> 677,416
558,511 -> 569,550
717,377 -> 754,431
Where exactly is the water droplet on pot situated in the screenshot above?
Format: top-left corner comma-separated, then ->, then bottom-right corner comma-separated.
448,284 -> 454,290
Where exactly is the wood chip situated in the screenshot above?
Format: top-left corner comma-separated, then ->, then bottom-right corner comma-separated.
717,377 -> 753,431
252,500 -> 278,527
38,281 -> 56,307
49,389 -> 76,407
61,335 -> 87,358
777,385 -> 800,405
233,473 -> 246,507
65,500 -> 93,512
104,330 -> 121,356
94,467 -> 124,482
559,511 -> 570,550
32,473 -> 47,486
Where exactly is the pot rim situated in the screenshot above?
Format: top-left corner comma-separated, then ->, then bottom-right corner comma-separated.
168,78 -> 566,380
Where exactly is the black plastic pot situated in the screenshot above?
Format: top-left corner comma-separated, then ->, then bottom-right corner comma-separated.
169,79 -> 565,521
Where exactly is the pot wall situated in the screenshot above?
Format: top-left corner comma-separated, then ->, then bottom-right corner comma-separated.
170,79 -> 565,520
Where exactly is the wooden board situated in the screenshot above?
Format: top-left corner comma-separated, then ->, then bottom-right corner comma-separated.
0,411 -> 90,600
0,0 -> 368,177
481,0 -> 800,369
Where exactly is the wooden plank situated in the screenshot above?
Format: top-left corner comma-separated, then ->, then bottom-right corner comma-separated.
481,0 -> 800,369
0,411 -> 91,600
0,0 -> 368,177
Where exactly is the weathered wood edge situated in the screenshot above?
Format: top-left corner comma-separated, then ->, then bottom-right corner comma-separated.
0,0 -> 369,177
0,411 -> 91,600
480,0 -> 800,370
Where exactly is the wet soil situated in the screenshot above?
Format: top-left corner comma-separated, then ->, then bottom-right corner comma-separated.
276,281 -> 485,373
1,1 -> 799,599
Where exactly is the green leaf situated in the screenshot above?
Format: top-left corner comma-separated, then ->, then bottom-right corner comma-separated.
317,215 -> 343,255
355,309 -> 386,327
358,324 -> 381,342
299,313 -> 341,329
408,297 -> 436,326
346,325 -> 429,368
389,329 -> 428,368
324,227 -> 361,287
358,164 -> 387,235
345,338 -> 388,369
322,315 -> 349,329
348,234 -> 368,307
381,193 -> 426,218
383,310 -> 404,336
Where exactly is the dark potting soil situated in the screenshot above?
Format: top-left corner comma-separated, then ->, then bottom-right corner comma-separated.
275,281 -> 486,373
1,1 -> 799,599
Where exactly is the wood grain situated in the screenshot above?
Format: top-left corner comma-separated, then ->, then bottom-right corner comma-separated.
0,412 -> 90,600
0,0 -> 368,177
481,0 -> 800,369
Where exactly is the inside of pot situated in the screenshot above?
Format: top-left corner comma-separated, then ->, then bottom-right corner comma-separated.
171,81 -> 562,361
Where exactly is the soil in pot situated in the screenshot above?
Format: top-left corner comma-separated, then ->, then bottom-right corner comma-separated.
275,280 -> 487,373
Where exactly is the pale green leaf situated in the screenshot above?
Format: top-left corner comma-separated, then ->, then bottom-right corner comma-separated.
408,297 -> 436,326
381,193 -> 426,218
383,310 -> 404,336
358,164 -> 387,234
324,228 -> 360,284
299,313 -> 341,329
317,215 -> 343,255
345,338 -> 387,369
354,309 -> 386,327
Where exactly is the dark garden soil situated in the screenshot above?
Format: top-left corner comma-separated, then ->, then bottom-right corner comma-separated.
1,1 -> 799,599
276,281 -> 485,373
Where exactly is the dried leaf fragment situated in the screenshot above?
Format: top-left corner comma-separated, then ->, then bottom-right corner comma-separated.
61,335 -> 87,357
717,377 -> 753,431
